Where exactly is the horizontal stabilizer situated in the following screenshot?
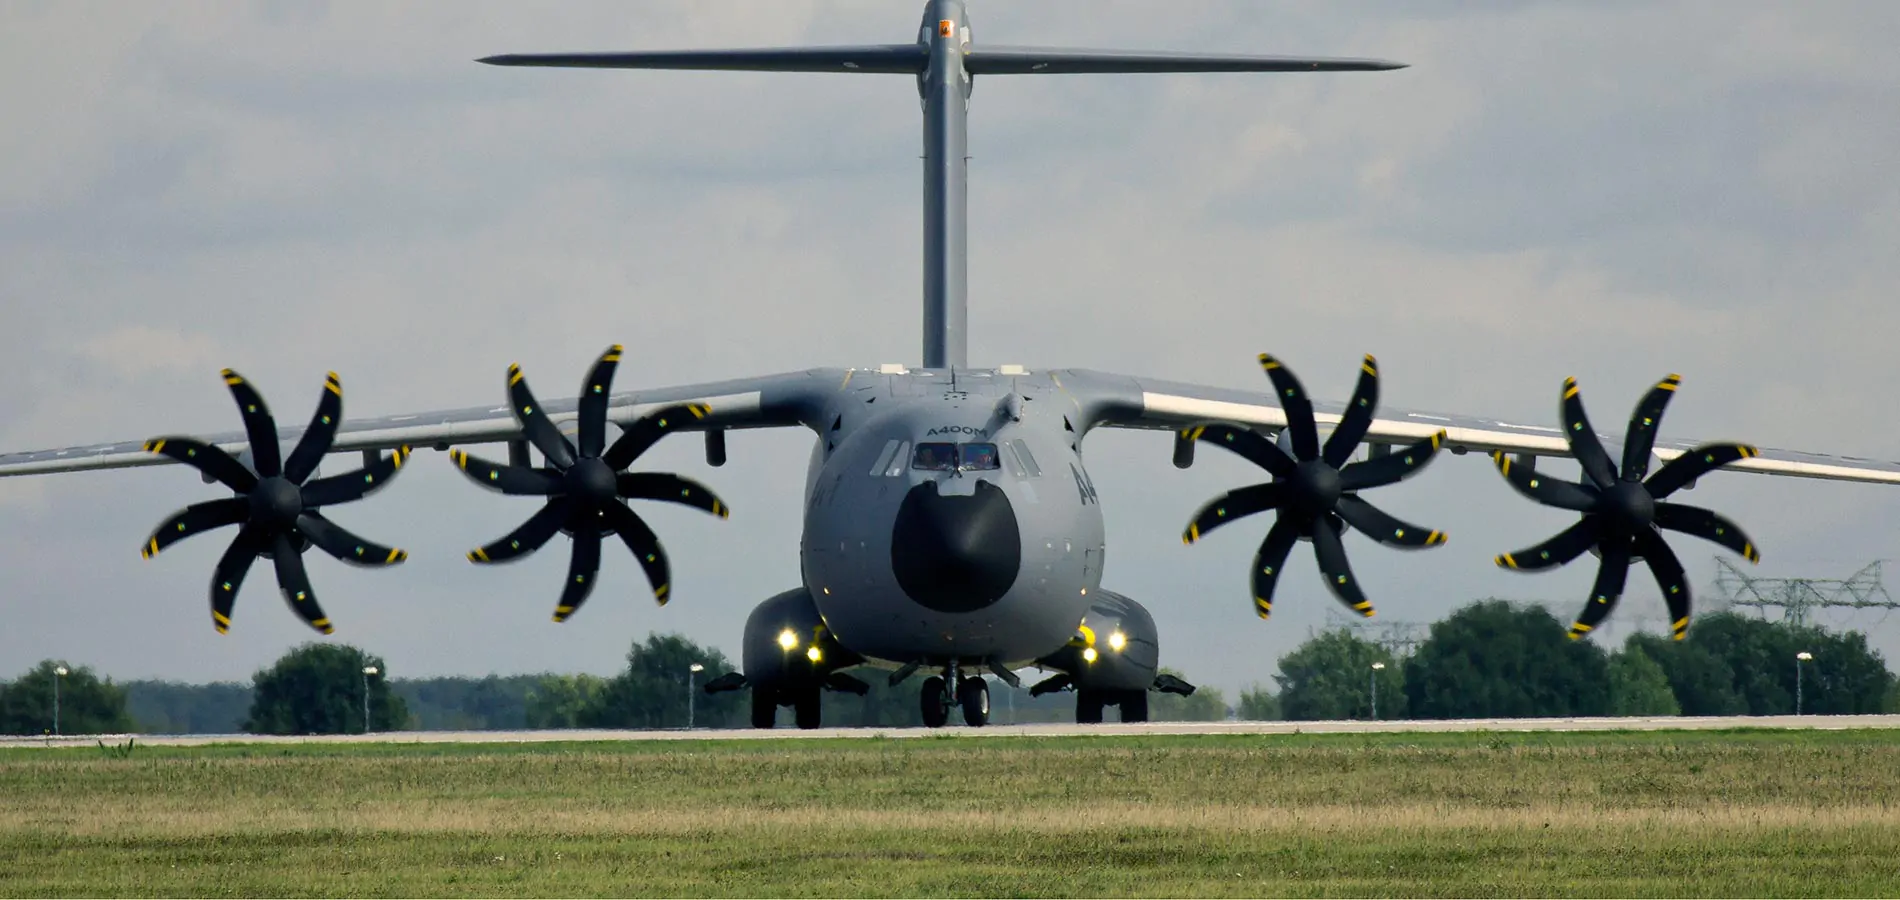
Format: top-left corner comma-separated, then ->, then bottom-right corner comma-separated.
965,46 -> 1405,75
479,45 -> 926,74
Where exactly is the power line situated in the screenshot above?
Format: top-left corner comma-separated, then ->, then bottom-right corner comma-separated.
1707,558 -> 1900,627
1322,610 -> 1433,657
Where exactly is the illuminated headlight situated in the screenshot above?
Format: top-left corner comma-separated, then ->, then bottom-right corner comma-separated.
806,646 -> 823,663
1108,631 -> 1127,652
1082,647 -> 1098,664
778,629 -> 799,651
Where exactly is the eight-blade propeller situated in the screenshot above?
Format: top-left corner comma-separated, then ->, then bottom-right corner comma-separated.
1183,354 -> 1449,620
140,370 -> 411,634
1491,374 -> 1761,641
453,344 -> 729,622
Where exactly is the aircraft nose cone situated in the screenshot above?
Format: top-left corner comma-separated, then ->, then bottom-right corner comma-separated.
891,480 -> 1021,613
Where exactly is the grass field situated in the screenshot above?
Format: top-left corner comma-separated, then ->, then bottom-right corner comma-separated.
3,729 -> 1899,897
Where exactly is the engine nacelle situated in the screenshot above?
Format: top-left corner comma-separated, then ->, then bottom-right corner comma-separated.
1034,588 -> 1159,693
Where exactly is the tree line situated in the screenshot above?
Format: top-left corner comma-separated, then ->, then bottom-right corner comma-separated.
3,603 -> 1894,734
1261,600 -> 1899,720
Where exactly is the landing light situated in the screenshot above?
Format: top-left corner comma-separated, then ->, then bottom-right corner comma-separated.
778,629 -> 798,651
1082,647 -> 1098,664
1108,632 -> 1126,652
806,646 -> 823,663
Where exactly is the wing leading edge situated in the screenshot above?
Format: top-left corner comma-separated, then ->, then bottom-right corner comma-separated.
1062,369 -> 1900,487
0,369 -> 844,479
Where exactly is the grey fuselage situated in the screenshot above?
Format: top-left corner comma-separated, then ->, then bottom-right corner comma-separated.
795,367 -> 1103,668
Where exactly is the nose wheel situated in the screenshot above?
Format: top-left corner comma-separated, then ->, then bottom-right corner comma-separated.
917,667 -> 992,728
920,675 -> 950,727
957,677 -> 990,727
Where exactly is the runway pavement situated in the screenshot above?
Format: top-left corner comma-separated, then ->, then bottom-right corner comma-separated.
6,714 -> 1899,748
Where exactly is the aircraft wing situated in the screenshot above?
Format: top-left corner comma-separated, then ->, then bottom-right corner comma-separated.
0,369 -> 844,479
1060,368 -> 1900,487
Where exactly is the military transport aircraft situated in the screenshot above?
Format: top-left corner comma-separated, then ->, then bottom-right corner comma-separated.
4,0 -> 1899,729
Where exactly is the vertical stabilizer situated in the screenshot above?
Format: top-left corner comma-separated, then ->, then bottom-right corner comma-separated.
919,0 -> 971,368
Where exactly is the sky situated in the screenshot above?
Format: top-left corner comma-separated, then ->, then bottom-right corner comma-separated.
3,1 -> 1899,700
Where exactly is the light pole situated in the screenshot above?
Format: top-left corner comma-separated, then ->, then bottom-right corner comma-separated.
52,666 -> 68,736
361,666 -> 379,734
1369,661 -> 1385,720
687,663 -> 705,729
1795,652 -> 1812,715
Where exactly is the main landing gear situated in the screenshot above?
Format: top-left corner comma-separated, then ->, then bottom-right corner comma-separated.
918,661 -> 991,728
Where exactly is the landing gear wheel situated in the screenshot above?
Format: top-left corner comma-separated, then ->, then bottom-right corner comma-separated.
750,690 -> 777,729
793,687 -> 822,730
920,675 -> 950,728
959,677 -> 990,727
1076,688 -> 1106,725
1120,689 -> 1149,723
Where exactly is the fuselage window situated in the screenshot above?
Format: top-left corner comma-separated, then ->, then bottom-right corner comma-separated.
960,442 -> 1001,471
869,439 -> 901,476
884,442 -> 911,477
911,442 -> 958,471
1012,439 -> 1042,477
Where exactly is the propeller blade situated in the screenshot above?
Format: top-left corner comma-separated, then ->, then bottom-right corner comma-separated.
1620,374 -> 1680,481
1568,540 -> 1631,639
552,527 -> 603,623
1259,354 -> 1319,461
1495,518 -> 1600,572
1632,527 -> 1693,641
300,447 -> 412,508
1559,377 -> 1618,488
1490,450 -> 1599,512
1186,424 -> 1296,479
1654,501 -> 1761,563
295,512 -> 408,567
143,437 -> 258,493
616,472 -> 731,518
603,403 -> 711,471
468,498 -> 571,564
576,345 -> 622,459
1182,483 -> 1284,544
283,372 -> 343,484
506,363 -> 576,470
1247,517 -> 1301,620
1310,515 -> 1374,617
270,532 -> 334,634
221,369 -> 282,478
450,449 -> 562,496
1335,495 -> 1446,549
601,501 -> 672,604
1321,354 -> 1380,468
1644,443 -> 1760,499
209,525 -> 268,634
142,497 -> 247,559
1337,430 -> 1446,491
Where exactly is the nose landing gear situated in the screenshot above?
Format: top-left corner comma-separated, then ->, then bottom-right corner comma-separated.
916,661 -> 993,728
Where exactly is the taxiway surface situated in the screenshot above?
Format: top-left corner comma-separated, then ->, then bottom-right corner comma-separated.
6,714 -> 1899,748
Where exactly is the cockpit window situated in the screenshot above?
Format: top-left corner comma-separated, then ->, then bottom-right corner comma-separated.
960,442 -> 1000,470
911,442 -> 958,471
